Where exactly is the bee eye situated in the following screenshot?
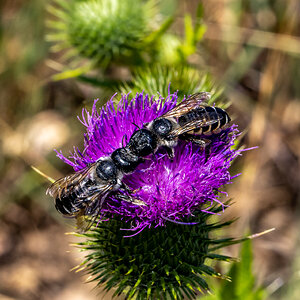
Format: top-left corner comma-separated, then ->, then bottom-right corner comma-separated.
153,118 -> 173,138
96,160 -> 117,181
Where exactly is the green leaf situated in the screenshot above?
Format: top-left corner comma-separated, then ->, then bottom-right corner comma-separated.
194,4 -> 206,41
177,4 -> 206,60
144,16 -> 174,45
203,238 -> 268,300
184,14 -> 194,51
238,239 -> 255,297
52,64 -> 94,81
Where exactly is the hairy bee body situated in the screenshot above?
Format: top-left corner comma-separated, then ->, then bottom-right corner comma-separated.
49,159 -> 124,220
178,106 -> 230,135
54,177 -> 92,215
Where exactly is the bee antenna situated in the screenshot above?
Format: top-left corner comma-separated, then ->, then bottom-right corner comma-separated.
152,153 -> 157,163
132,122 -> 140,129
122,134 -> 128,147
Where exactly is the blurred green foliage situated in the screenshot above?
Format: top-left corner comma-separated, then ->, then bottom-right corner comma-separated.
47,0 -> 206,84
48,0 -> 160,68
202,239 -> 267,300
119,65 -> 224,103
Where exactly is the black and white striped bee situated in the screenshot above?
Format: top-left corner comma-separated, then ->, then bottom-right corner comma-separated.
138,92 -> 231,158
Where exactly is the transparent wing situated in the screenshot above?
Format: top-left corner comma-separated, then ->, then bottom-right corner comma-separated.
76,192 -> 147,232
47,162 -> 115,229
46,163 -> 98,199
169,117 -> 222,137
75,191 -> 110,232
160,92 -> 211,119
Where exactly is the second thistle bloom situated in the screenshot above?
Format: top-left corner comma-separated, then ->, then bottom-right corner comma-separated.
56,92 -> 239,231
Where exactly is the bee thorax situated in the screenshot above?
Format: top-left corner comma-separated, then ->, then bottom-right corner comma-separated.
96,159 -> 118,181
152,118 -> 173,138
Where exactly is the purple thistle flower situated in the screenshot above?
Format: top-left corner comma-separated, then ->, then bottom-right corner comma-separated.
55,92 -> 240,232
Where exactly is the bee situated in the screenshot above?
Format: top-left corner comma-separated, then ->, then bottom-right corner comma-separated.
176,94 -> 231,147
127,92 -> 231,159
47,92 -> 231,231
47,158 -> 144,231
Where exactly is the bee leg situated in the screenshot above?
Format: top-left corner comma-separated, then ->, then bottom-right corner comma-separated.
115,193 -> 146,206
180,133 -> 211,147
131,198 -> 146,206
119,182 -> 133,193
151,153 -> 157,163
119,182 -> 141,195
204,145 -> 211,162
185,137 -> 212,160
191,138 -> 211,148
132,122 -> 141,130
122,134 -> 128,147
164,146 -> 174,160
118,182 -> 144,205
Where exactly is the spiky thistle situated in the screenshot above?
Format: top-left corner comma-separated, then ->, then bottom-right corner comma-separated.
49,91 -> 252,299
119,65 -> 225,103
47,0 -> 165,69
76,203 -> 239,299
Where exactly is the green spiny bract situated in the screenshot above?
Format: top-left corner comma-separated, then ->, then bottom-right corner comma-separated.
47,0 -> 159,68
120,65 -> 226,106
75,204 -> 235,300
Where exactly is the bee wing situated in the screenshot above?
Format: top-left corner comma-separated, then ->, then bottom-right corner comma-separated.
76,190 -> 111,232
76,191 -> 147,232
47,162 -> 119,232
160,92 -> 211,119
169,117 -> 222,137
76,208 -> 101,233
46,163 -> 97,199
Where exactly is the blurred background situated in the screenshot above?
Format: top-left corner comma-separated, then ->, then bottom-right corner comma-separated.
0,0 -> 299,299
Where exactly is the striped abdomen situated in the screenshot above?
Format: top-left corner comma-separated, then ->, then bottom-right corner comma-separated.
55,179 -> 94,216
178,106 -> 231,135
